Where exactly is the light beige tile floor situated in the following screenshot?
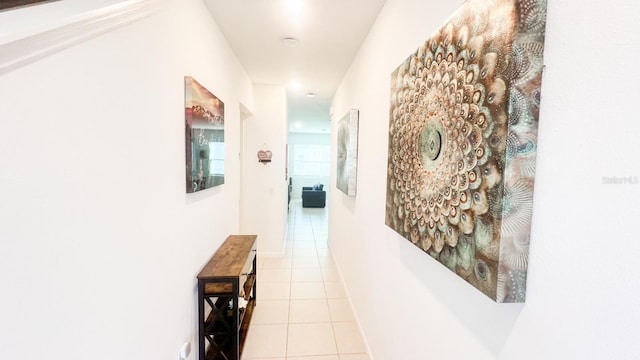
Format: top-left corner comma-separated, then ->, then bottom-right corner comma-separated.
242,200 -> 370,360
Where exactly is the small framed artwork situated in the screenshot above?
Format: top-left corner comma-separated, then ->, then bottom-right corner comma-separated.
336,109 -> 359,196
184,76 -> 225,193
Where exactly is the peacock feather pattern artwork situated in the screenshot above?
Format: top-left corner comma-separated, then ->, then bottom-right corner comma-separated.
336,109 -> 359,197
385,0 -> 547,302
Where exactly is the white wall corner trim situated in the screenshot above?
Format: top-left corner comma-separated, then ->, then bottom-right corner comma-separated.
0,0 -> 162,76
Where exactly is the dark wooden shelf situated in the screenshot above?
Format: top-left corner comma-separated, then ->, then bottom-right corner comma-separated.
198,235 -> 257,360
239,297 -> 256,354
243,274 -> 256,300
203,296 -> 231,333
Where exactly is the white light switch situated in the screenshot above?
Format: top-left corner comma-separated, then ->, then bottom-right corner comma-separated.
179,341 -> 191,360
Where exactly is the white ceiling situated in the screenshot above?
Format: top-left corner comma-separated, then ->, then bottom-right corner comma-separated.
203,0 -> 386,134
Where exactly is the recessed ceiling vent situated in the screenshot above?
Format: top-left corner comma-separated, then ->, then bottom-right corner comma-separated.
281,37 -> 299,47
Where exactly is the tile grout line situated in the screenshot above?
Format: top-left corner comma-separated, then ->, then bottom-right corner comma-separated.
313,209 -> 341,358
285,202 -> 297,359
250,201 -> 351,359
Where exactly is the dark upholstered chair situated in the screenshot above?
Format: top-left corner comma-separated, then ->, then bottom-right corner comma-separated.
302,184 -> 326,208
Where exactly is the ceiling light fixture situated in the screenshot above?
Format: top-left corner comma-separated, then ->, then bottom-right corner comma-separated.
306,92 -> 316,98
285,0 -> 303,14
281,37 -> 299,47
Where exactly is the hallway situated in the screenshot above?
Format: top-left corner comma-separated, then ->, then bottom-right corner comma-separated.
241,200 -> 369,360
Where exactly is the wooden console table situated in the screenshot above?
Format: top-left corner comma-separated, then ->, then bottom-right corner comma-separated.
197,235 -> 257,360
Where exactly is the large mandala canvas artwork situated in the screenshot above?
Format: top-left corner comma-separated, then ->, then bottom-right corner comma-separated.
336,109 -> 359,196
385,0 -> 547,302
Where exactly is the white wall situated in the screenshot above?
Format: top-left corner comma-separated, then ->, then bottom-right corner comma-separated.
330,0 -> 640,359
288,132 -> 331,199
0,0 -> 128,42
0,0 -> 253,359
242,84 -> 288,255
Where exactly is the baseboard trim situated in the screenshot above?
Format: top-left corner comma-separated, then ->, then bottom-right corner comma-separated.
328,245 -> 375,359
0,0 -> 161,76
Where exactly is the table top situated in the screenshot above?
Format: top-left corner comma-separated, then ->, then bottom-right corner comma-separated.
197,235 -> 257,279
